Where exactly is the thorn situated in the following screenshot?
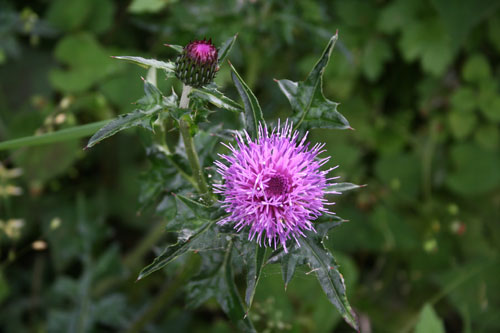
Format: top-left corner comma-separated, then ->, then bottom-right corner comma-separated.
273,78 -> 279,82
135,277 -> 141,283
244,311 -> 248,319
348,126 -> 356,131
164,43 -> 170,47
335,29 -> 339,37
83,146 -> 89,151
342,219 -> 350,223
360,184 -> 368,188
306,268 -> 320,275
227,59 -> 232,66
110,55 -> 117,58
140,76 -> 146,81
284,283 -> 288,291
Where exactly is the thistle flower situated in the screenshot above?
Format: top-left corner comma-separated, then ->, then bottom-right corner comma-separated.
175,39 -> 218,88
214,121 -> 338,251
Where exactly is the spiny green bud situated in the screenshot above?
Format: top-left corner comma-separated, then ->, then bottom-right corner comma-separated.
175,38 -> 218,88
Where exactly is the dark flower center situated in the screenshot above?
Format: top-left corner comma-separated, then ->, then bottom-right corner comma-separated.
266,175 -> 289,196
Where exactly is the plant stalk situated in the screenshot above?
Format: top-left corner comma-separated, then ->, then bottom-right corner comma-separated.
178,84 -> 212,203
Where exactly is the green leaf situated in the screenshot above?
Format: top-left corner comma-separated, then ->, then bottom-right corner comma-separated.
45,0 -> 91,31
325,182 -> 366,193
86,81 -> 177,148
276,33 -> 351,132
229,62 -> 265,139
244,244 -> 267,309
190,85 -> 243,113
415,304 -> 445,333
137,218 -> 219,280
447,109 -> 477,140
479,83 -> 500,122
446,143 -> 500,196
50,33 -> 114,93
431,0 -> 500,49
218,34 -> 238,64
111,56 -> 176,76
164,194 -> 224,231
187,243 -> 256,333
0,121 -> 108,151
221,243 -> 256,332
462,54 -> 492,83
128,0 -> 168,14
398,18 -> 454,76
165,44 -> 184,53
474,123 -> 499,150
86,0 -> 115,35
377,0 -> 422,34
267,220 -> 358,330
362,38 -> 392,81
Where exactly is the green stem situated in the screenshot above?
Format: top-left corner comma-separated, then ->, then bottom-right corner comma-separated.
149,88 -> 197,189
178,85 -> 212,203
152,120 -> 197,189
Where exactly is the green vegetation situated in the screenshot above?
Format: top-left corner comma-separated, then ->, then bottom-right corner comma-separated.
1,0 -> 499,332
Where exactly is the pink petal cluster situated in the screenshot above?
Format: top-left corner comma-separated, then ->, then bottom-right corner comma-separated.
214,121 -> 339,251
185,39 -> 217,64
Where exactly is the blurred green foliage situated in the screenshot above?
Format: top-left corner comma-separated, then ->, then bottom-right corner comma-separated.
0,0 -> 499,332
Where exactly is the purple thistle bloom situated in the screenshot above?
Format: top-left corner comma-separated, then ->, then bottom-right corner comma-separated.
214,121 -> 339,252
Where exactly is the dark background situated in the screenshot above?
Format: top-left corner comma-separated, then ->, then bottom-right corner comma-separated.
1,0 -> 499,332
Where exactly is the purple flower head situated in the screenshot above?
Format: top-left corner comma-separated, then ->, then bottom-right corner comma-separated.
185,39 -> 217,64
214,121 -> 339,252
175,39 -> 218,87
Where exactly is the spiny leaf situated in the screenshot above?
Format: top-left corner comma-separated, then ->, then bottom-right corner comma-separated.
86,107 -> 161,148
137,218 -> 219,281
267,218 -> 358,330
218,34 -> 238,64
187,242 -> 256,332
86,81 -> 177,148
298,229 -> 358,330
112,56 -> 176,76
164,44 -> 183,53
221,242 -> 256,332
190,85 -> 243,113
276,32 -> 351,132
229,61 -> 265,139
244,244 -> 267,309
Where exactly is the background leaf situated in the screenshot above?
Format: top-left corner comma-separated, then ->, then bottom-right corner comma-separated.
414,304 -> 445,333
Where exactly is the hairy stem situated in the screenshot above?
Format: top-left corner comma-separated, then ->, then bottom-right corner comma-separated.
178,84 -> 212,203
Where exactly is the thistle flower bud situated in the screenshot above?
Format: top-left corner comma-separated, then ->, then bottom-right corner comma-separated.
175,39 -> 218,88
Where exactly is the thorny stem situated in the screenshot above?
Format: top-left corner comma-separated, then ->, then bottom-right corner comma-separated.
179,84 -> 213,203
